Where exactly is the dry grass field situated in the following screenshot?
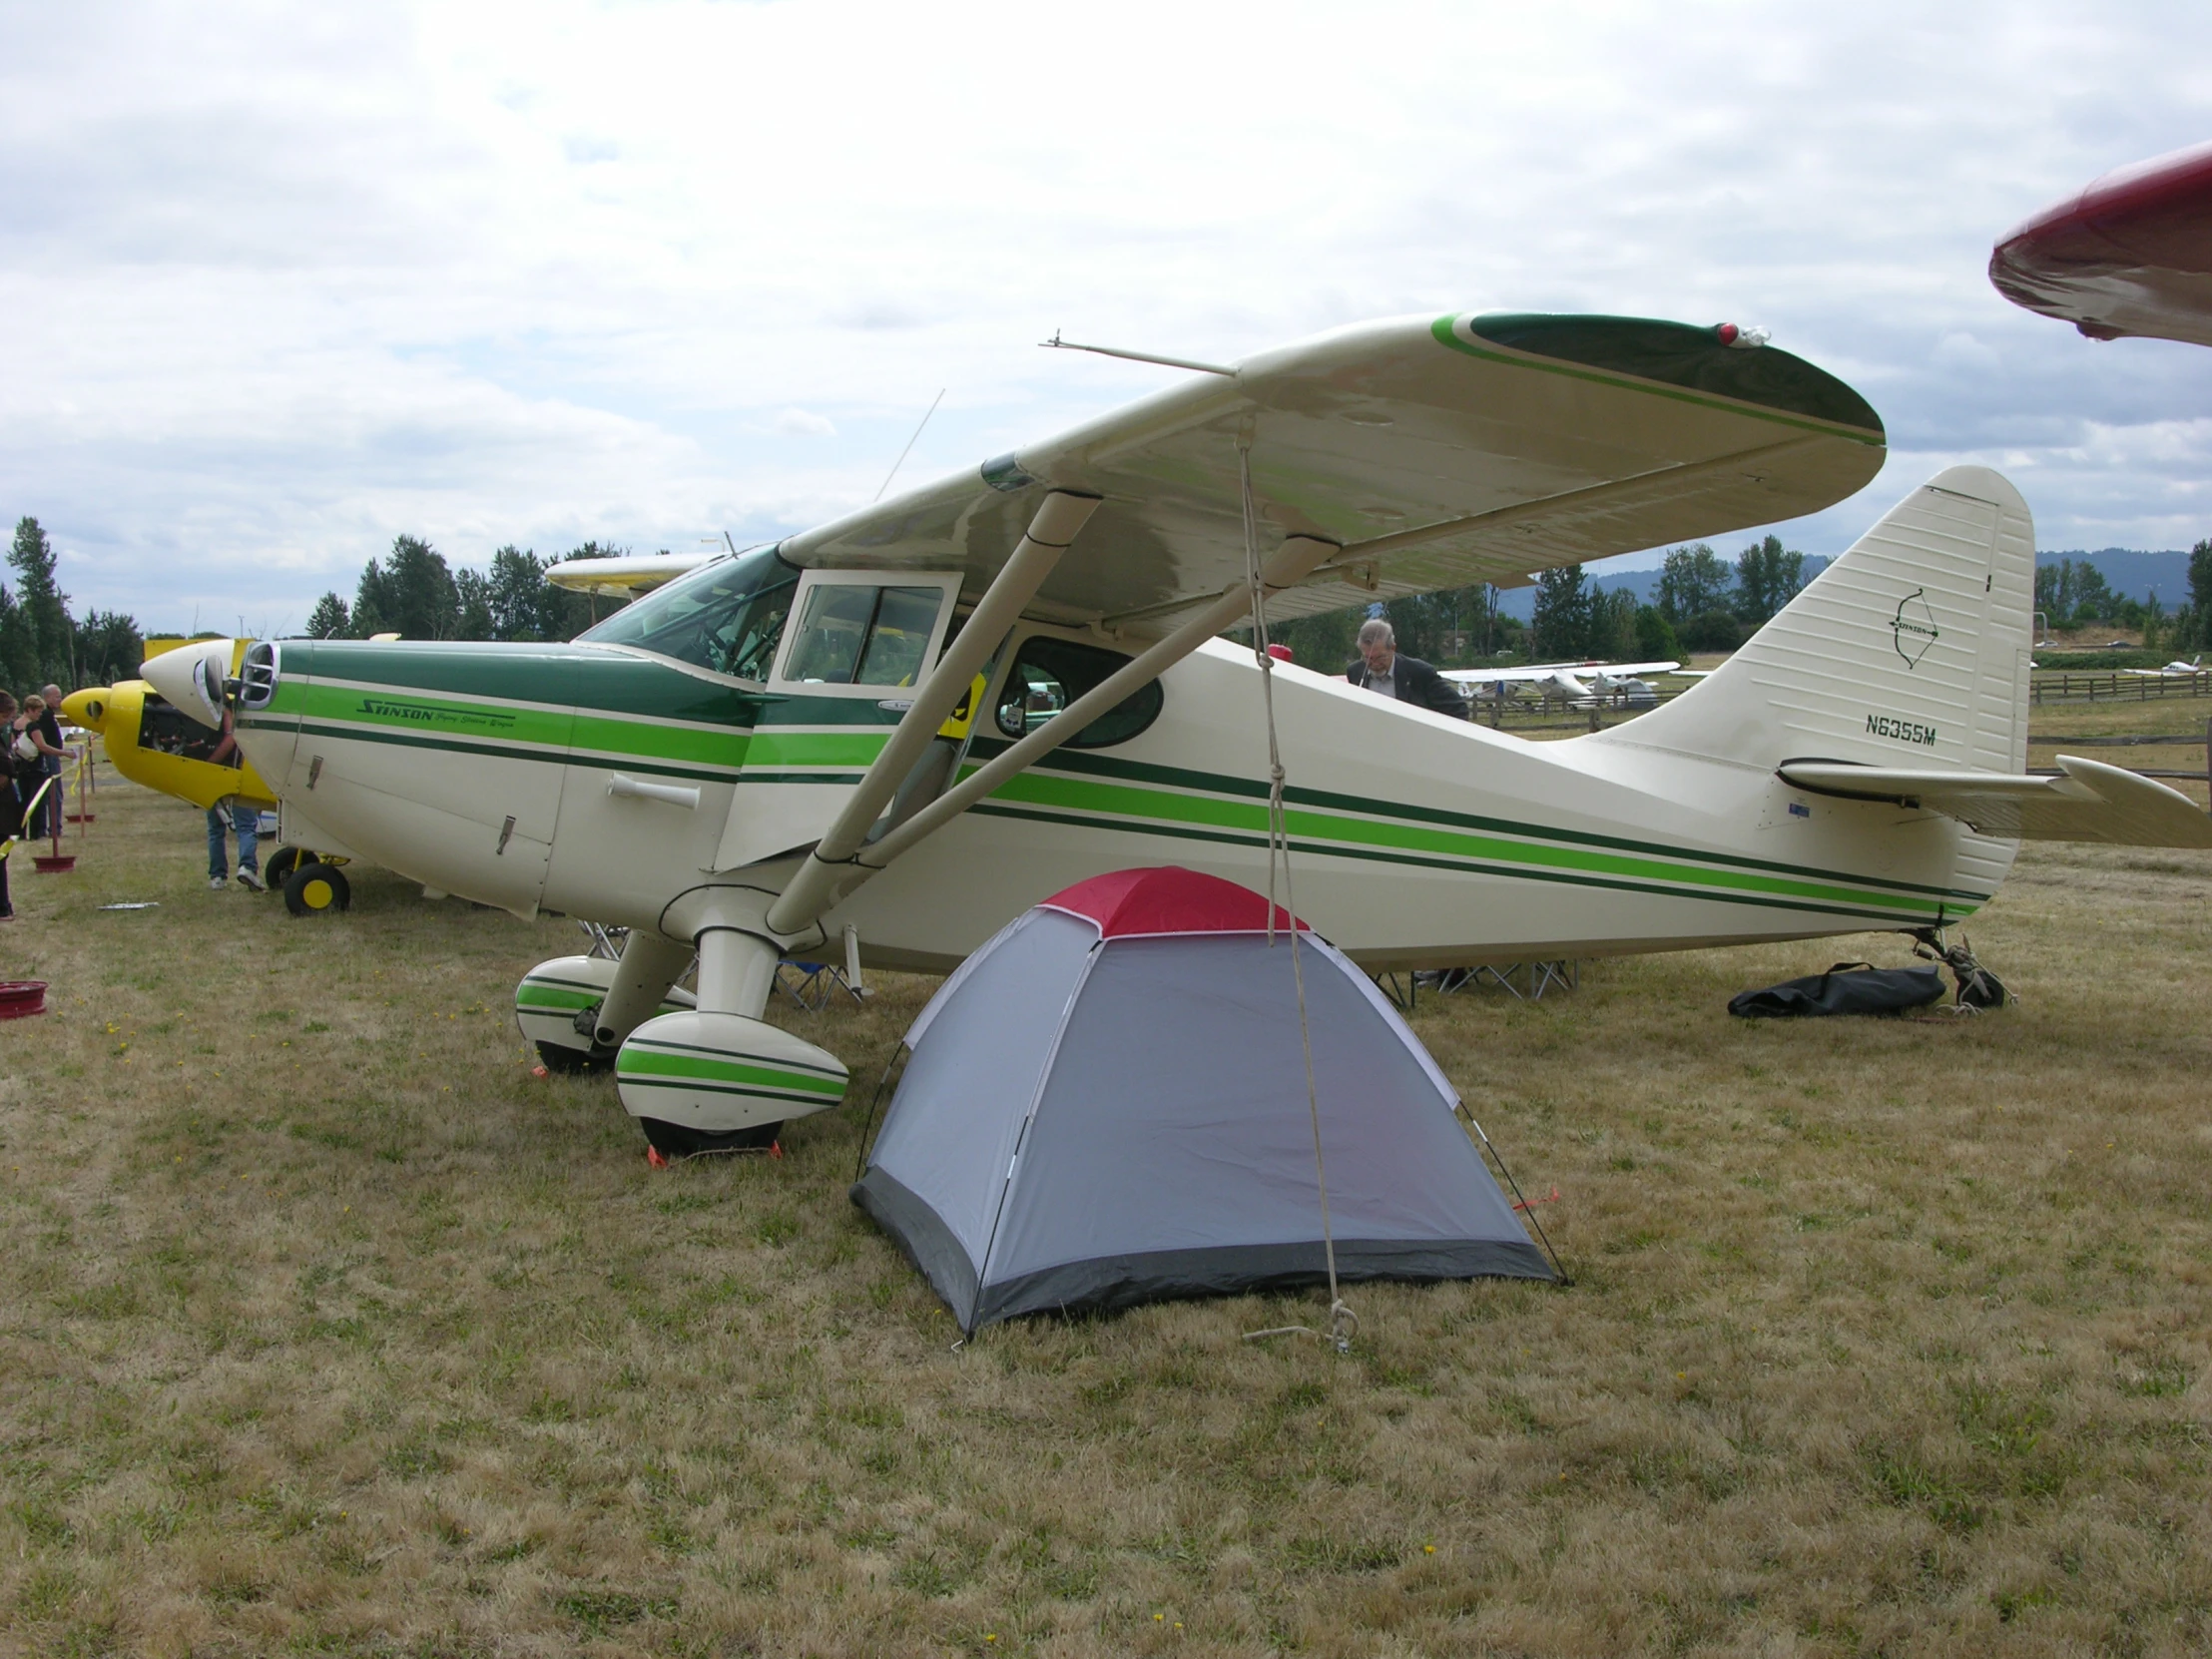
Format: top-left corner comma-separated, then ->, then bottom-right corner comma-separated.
3,711 -> 2210,1658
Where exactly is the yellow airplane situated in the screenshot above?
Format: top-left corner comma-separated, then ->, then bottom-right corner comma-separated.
63,640 -> 350,912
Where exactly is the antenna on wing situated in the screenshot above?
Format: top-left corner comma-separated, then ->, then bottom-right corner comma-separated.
1041,328 -> 1236,376
874,389 -> 945,503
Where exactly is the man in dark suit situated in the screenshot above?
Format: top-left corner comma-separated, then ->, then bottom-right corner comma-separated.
1345,619 -> 1467,718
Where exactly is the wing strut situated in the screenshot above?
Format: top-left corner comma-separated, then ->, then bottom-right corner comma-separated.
764,531 -> 1342,935
766,490 -> 1101,932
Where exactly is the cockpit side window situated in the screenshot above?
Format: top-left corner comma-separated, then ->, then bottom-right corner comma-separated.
784,583 -> 945,687
576,547 -> 800,682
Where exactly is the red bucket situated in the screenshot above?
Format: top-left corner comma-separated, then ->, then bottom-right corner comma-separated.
0,981 -> 48,1019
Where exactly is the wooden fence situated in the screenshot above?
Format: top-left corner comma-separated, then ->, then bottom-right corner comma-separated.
2029,670 -> 2212,705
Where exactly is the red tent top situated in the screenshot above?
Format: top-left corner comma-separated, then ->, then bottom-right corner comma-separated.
1039,866 -> 1308,938
1990,140 -> 2212,346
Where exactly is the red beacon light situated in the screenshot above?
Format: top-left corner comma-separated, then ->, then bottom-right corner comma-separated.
1714,322 -> 1772,349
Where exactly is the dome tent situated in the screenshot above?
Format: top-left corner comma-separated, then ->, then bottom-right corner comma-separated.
851,866 -> 1554,1334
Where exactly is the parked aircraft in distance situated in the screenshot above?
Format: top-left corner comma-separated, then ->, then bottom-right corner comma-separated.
1444,659 -> 1685,707
2123,654 -> 2206,677
65,644 -> 357,912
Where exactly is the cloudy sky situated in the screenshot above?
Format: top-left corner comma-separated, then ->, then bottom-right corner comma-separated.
3,1 -> 2209,635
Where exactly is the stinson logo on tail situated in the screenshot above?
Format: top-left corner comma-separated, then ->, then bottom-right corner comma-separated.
1892,589 -> 1939,668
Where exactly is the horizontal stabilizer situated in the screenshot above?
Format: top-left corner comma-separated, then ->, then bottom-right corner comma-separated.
1779,755 -> 2212,847
547,553 -> 717,597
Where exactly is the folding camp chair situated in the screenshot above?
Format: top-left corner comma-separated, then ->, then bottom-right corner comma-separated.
777,958 -> 863,1012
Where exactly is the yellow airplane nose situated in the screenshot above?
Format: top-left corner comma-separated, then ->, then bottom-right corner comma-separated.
62,688 -> 110,734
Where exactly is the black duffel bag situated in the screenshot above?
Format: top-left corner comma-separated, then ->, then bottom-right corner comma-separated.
1727,961 -> 1947,1019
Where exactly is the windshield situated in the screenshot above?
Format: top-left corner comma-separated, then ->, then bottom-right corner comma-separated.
576,547 -> 799,681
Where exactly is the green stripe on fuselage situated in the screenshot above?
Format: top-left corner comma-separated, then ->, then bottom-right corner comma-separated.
739,729 -> 891,770
276,640 -> 765,726
980,767 -> 1947,918
961,738 -> 1985,905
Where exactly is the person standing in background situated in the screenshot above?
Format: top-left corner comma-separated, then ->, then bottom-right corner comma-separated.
0,692 -> 24,919
204,703 -> 264,891
1345,619 -> 1469,718
27,685 -> 67,839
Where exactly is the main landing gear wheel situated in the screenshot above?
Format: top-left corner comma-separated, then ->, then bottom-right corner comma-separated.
283,861 -> 351,917
265,846 -> 309,885
639,1118 -> 783,1161
535,1039 -> 614,1075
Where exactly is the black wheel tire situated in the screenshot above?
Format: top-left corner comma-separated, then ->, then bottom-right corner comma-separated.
265,846 -> 309,885
283,861 -> 351,917
640,1118 -> 783,1160
535,1039 -> 613,1075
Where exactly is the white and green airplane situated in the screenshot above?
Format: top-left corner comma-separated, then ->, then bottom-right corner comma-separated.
144,311 -> 2212,1159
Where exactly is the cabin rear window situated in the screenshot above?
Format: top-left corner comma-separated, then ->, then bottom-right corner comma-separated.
994,636 -> 1164,749
577,547 -> 799,682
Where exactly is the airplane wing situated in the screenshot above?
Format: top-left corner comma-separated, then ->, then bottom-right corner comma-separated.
1990,141 -> 2212,347
547,552 -> 721,597
1445,664 -> 1569,687
1443,658 -> 1680,688
1778,756 -> 2212,848
781,312 -> 1885,634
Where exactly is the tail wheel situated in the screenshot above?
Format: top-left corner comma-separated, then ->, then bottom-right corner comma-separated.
283,861 -> 351,917
265,846 -> 309,884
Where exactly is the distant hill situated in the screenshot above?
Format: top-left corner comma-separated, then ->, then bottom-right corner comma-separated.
1486,547 -> 2194,621
2035,549 -> 2193,604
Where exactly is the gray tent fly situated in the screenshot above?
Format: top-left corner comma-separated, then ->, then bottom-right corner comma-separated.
851,866 -> 1555,1334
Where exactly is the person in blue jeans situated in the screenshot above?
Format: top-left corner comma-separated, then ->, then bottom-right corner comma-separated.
205,707 -> 264,891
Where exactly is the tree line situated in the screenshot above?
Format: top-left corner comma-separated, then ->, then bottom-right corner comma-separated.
303,538 -> 634,642
1258,534 -> 1814,669
0,520 -> 636,697
14,513 -> 2210,696
0,517 -> 146,692
2036,542 -> 2212,651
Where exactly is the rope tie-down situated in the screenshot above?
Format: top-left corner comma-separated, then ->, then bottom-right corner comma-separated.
1232,438 -> 1357,1356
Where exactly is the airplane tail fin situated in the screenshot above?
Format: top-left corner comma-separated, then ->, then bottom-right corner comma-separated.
1595,466 -> 2033,777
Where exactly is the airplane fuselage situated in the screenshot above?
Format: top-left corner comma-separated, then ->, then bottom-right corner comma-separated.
235,632 -> 2008,972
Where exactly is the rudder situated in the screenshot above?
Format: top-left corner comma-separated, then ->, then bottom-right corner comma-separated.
1598,466 -> 2033,775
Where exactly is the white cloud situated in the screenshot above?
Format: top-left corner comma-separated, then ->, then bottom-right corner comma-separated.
770,408 -> 837,439
2,0 -> 2210,626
